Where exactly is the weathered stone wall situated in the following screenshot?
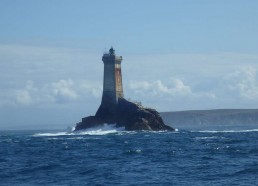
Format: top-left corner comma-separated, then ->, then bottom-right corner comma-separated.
101,51 -> 123,108
115,63 -> 123,100
102,62 -> 116,107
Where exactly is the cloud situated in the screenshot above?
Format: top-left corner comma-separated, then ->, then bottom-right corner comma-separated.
127,78 -> 216,110
14,80 -> 37,105
2,43 -> 258,129
124,52 -> 258,83
126,65 -> 258,111
80,81 -> 102,98
1,44 -> 258,111
129,78 -> 192,97
221,66 -> 258,100
15,90 -> 32,105
0,44 -> 101,84
7,79 -> 103,106
15,80 -> 83,106
0,44 -> 102,107
52,79 -> 78,102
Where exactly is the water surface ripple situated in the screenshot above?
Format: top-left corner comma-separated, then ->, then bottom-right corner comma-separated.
0,128 -> 257,185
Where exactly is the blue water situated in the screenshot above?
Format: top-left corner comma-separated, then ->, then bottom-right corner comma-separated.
0,126 -> 258,185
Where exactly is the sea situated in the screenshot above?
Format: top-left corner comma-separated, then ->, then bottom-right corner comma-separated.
0,124 -> 258,186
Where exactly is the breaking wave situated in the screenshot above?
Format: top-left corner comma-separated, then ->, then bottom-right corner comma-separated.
193,128 -> 258,133
33,124 -> 125,137
75,124 -> 125,135
195,136 -> 221,140
33,132 -> 69,137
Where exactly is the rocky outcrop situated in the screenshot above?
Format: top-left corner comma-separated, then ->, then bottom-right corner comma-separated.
75,98 -> 174,131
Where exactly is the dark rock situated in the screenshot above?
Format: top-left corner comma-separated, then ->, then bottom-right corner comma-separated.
75,116 -> 104,131
75,98 -> 174,131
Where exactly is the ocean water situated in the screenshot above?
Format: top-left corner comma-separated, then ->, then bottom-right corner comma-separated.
0,125 -> 258,186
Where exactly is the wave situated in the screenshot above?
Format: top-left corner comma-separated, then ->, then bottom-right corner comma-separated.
33,124 -> 125,137
192,128 -> 258,133
75,124 -> 125,135
33,132 -> 70,137
195,136 -> 220,140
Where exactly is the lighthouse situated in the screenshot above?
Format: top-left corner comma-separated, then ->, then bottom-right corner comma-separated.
75,47 -> 174,131
96,47 -> 124,118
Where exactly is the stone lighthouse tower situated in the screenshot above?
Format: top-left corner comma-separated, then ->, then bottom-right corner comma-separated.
75,47 -> 174,131
96,47 -> 124,118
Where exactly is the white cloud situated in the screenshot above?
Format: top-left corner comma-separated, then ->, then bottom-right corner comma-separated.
52,79 -> 78,102
80,81 -> 102,98
124,52 -> 258,83
127,65 -> 258,111
221,66 -> 258,100
0,44 -> 101,85
127,78 -> 216,110
15,90 -> 32,105
6,79 -> 102,106
1,43 -> 258,115
14,80 -> 38,105
129,78 -> 192,97
11,79 -> 77,106
0,44 -> 102,107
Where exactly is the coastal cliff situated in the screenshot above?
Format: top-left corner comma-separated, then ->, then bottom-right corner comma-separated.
160,109 -> 258,129
75,98 -> 174,131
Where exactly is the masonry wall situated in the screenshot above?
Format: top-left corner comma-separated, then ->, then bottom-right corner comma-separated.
100,52 -> 123,110
115,63 -> 123,100
102,62 -> 116,107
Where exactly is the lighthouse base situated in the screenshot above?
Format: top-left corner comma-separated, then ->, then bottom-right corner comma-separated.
75,98 -> 174,131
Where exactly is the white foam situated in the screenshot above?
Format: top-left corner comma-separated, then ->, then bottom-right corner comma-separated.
195,136 -> 219,140
33,132 -> 70,137
76,124 -> 125,135
33,124 -> 125,137
193,129 -> 258,133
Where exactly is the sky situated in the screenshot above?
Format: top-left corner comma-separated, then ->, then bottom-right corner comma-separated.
0,0 -> 258,130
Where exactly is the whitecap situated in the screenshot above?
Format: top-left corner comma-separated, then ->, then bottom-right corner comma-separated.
75,124 -> 125,135
33,124 -> 125,137
195,136 -> 219,140
135,149 -> 142,153
33,132 -> 70,137
66,137 -> 84,140
192,129 -> 258,133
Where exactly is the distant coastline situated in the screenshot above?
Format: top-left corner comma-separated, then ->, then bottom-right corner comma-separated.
160,109 -> 258,129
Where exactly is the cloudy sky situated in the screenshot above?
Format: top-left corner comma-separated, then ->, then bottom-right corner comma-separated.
0,0 -> 258,130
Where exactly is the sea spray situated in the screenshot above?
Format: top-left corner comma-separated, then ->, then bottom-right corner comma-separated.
33,124 -> 125,137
